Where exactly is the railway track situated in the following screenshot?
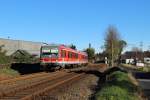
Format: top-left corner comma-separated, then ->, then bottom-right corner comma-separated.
0,72 -> 48,84
0,71 -> 65,92
0,71 -> 85,100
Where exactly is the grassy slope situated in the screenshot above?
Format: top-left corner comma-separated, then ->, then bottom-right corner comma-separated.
95,71 -> 142,100
0,68 -> 19,78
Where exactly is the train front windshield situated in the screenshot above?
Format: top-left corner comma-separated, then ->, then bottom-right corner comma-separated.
41,46 -> 59,58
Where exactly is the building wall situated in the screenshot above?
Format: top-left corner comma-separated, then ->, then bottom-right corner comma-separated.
0,38 -> 43,56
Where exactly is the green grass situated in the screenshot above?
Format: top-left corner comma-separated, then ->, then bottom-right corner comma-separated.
95,85 -> 137,100
121,64 -> 134,67
137,67 -> 150,72
95,71 -> 140,100
0,68 -> 20,77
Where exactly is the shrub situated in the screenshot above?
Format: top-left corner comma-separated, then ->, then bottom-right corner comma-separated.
95,85 -> 137,100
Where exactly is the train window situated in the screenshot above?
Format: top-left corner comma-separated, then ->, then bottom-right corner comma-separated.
72,52 -> 73,58
68,52 -> 71,58
74,53 -> 75,58
72,53 -> 75,58
64,51 -> 66,57
71,52 -> 73,58
73,53 -> 75,58
82,55 -> 84,59
61,50 -> 64,58
61,50 -> 66,58
75,53 -> 78,58
68,52 -> 76,58
85,56 -> 87,59
68,52 -> 69,58
61,50 -> 63,57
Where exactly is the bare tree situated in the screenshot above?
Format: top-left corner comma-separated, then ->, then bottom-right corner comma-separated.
104,26 -> 121,67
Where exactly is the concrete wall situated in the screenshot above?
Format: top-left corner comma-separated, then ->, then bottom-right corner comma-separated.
0,38 -> 43,56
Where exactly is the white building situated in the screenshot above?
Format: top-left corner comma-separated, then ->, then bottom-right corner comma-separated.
144,57 -> 150,64
125,59 -> 134,64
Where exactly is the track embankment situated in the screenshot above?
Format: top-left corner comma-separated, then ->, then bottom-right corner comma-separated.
0,63 -> 108,100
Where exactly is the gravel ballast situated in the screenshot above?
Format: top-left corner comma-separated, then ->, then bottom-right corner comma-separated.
45,74 -> 99,100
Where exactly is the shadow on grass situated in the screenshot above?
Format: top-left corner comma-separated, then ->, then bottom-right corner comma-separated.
134,72 -> 150,79
11,63 -> 43,75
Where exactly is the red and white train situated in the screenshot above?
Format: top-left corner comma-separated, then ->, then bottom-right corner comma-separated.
40,44 -> 88,70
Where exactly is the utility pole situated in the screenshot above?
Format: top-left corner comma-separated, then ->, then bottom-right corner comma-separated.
140,42 -> 143,51
140,41 -> 143,62
89,43 -> 91,49
111,41 -> 114,67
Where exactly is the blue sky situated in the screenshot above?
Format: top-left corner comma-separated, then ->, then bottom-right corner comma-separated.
0,0 -> 149,52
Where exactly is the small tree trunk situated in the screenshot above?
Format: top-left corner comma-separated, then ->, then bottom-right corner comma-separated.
111,41 -> 114,67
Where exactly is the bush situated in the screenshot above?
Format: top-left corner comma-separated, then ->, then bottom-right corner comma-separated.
95,85 -> 136,100
108,71 -> 128,81
95,71 -> 140,100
